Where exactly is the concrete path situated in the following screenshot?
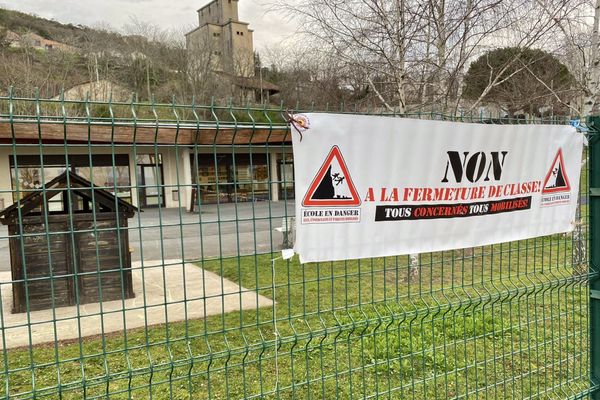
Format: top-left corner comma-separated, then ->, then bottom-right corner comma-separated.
0,260 -> 273,349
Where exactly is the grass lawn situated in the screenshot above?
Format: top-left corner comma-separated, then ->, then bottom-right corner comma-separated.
1,230 -> 591,399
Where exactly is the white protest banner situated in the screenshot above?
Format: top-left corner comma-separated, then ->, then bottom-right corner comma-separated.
291,113 -> 584,264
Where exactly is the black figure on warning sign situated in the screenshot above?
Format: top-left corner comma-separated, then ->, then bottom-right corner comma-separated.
547,164 -> 567,189
312,166 -> 351,200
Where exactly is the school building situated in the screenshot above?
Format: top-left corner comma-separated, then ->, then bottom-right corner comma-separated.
0,121 -> 293,212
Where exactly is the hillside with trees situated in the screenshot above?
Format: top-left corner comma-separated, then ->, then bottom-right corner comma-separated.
0,7 -> 87,42
0,8 -> 189,103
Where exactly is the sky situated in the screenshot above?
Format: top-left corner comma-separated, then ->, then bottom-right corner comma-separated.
0,0 -> 297,53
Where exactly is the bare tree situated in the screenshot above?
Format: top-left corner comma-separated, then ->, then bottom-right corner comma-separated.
546,0 -> 600,115
186,25 -> 240,102
273,0 -> 432,112
585,0 -> 600,115
262,42 -> 358,108
273,0 -> 590,114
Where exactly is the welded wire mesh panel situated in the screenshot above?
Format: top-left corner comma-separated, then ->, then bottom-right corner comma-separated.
0,93 -> 592,399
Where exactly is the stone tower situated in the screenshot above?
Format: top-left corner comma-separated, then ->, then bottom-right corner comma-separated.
186,0 -> 255,77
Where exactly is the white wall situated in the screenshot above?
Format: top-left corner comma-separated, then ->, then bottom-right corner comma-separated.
0,145 -> 293,211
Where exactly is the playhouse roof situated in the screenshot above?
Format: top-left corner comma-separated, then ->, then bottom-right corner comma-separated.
0,170 -> 138,224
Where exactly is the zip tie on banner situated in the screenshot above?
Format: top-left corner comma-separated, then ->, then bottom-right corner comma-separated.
271,249 -> 294,394
570,119 -> 587,131
569,120 -> 589,146
285,111 -> 310,142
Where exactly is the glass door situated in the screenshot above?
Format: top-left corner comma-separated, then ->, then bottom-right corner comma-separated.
137,155 -> 165,208
278,157 -> 295,200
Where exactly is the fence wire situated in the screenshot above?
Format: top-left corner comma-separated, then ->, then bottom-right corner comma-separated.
0,92 -> 592,399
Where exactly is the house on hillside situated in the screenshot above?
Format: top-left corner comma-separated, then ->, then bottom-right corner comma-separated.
4,29 -> 19,44
186,0 -> 279,102
55,80 -> 131,102
5,29 -> 75,53
233,75 -> 280,104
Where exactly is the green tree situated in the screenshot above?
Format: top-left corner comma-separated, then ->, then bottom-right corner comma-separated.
463,47 -> 575,116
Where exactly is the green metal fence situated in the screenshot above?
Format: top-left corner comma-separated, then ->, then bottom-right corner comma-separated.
0,91 -> 593,399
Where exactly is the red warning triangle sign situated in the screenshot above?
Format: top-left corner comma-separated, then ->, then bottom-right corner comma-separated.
302,146 -> 361,207
542,148 -> 571,194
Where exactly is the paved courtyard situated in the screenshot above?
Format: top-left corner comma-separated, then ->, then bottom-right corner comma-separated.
128,200 -> 296,263
0,200 -> 296,271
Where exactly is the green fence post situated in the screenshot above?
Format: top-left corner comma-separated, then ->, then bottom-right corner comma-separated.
589,115 -> 600,398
